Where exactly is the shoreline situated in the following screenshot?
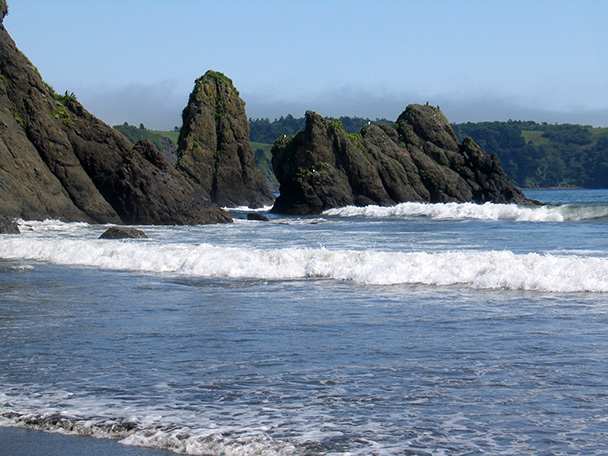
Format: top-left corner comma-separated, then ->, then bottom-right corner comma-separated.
522,186 -> 585,190
0,426 -> 177,456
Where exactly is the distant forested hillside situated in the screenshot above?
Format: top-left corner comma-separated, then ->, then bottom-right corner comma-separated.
114,118 -> 608,190
249,115 -> 391,144
113,123 -> 179,166
452,121 -> 608,188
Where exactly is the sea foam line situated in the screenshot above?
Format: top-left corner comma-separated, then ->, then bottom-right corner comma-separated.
0,411 -> 299,456
323,201 -> 608,222
1,239 -> 607,293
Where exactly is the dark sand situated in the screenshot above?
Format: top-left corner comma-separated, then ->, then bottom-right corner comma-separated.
0,427 -> 177,456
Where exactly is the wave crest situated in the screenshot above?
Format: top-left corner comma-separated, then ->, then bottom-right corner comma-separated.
2,239 -> 607,293
323,202 -> 608,222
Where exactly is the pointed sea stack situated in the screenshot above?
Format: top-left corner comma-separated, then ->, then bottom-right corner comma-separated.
271,105 -> 535,215
177,71 -> 275,208
0,3 -> 230,225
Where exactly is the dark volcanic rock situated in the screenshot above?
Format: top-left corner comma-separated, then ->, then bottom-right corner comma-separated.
247,213 -> 270,222
0,216 -> 19,234
99,226 -> 148,239
177,71 -> 275,209
159,136 -> 178,166
79,137 -> 231,225
0,7 -> 230,225
271,105 -> 534,215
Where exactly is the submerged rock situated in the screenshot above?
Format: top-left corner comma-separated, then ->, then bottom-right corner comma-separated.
0,216 -> 19,234
271,105 -> 535,215
177,71 -> 275,209
99,226 -> 148,239
247,213 -> 270,222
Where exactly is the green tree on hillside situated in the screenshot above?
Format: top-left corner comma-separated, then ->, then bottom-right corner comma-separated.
249,115 -> 391,144
452,121 -> 608,188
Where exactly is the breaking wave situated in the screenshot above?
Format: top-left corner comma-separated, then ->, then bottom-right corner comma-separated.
323,201 -> 608,222
1,238 -> 607,293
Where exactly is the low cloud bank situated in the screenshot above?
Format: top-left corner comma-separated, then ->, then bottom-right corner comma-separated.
76,83 -> 608,130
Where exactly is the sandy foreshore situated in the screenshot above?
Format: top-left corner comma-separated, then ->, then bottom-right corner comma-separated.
0,427 -> 177,456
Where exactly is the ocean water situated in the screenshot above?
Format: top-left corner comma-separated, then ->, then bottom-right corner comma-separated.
1,189 -> 607,455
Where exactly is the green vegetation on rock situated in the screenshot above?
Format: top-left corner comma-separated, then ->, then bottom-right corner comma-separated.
55,91 -> 77,105
196,70 -> 239,96
11,100 -> 23,127
204,70 -> 234,87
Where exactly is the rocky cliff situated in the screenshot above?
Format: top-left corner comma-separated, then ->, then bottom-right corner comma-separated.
0,6 -> 230,225
177,71 -> 274,208
271,105 -> 534,215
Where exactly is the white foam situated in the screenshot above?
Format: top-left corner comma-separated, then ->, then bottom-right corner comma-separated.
223,205 -> 274,212
323,201 -> 608,222
0,413 -> 299,456
1,238 -> 607,292
121,429 -> 298,456
12,219 -> 106,242
0,386 -> 300,455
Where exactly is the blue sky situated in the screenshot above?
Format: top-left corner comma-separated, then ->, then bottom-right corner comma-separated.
5,1 -> 608,129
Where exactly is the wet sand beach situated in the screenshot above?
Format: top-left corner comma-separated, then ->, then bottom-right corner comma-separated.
0,427 -> 176,456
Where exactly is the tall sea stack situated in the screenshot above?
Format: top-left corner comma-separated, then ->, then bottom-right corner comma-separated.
271,105 -> 534,215
177,71 -> 274,208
